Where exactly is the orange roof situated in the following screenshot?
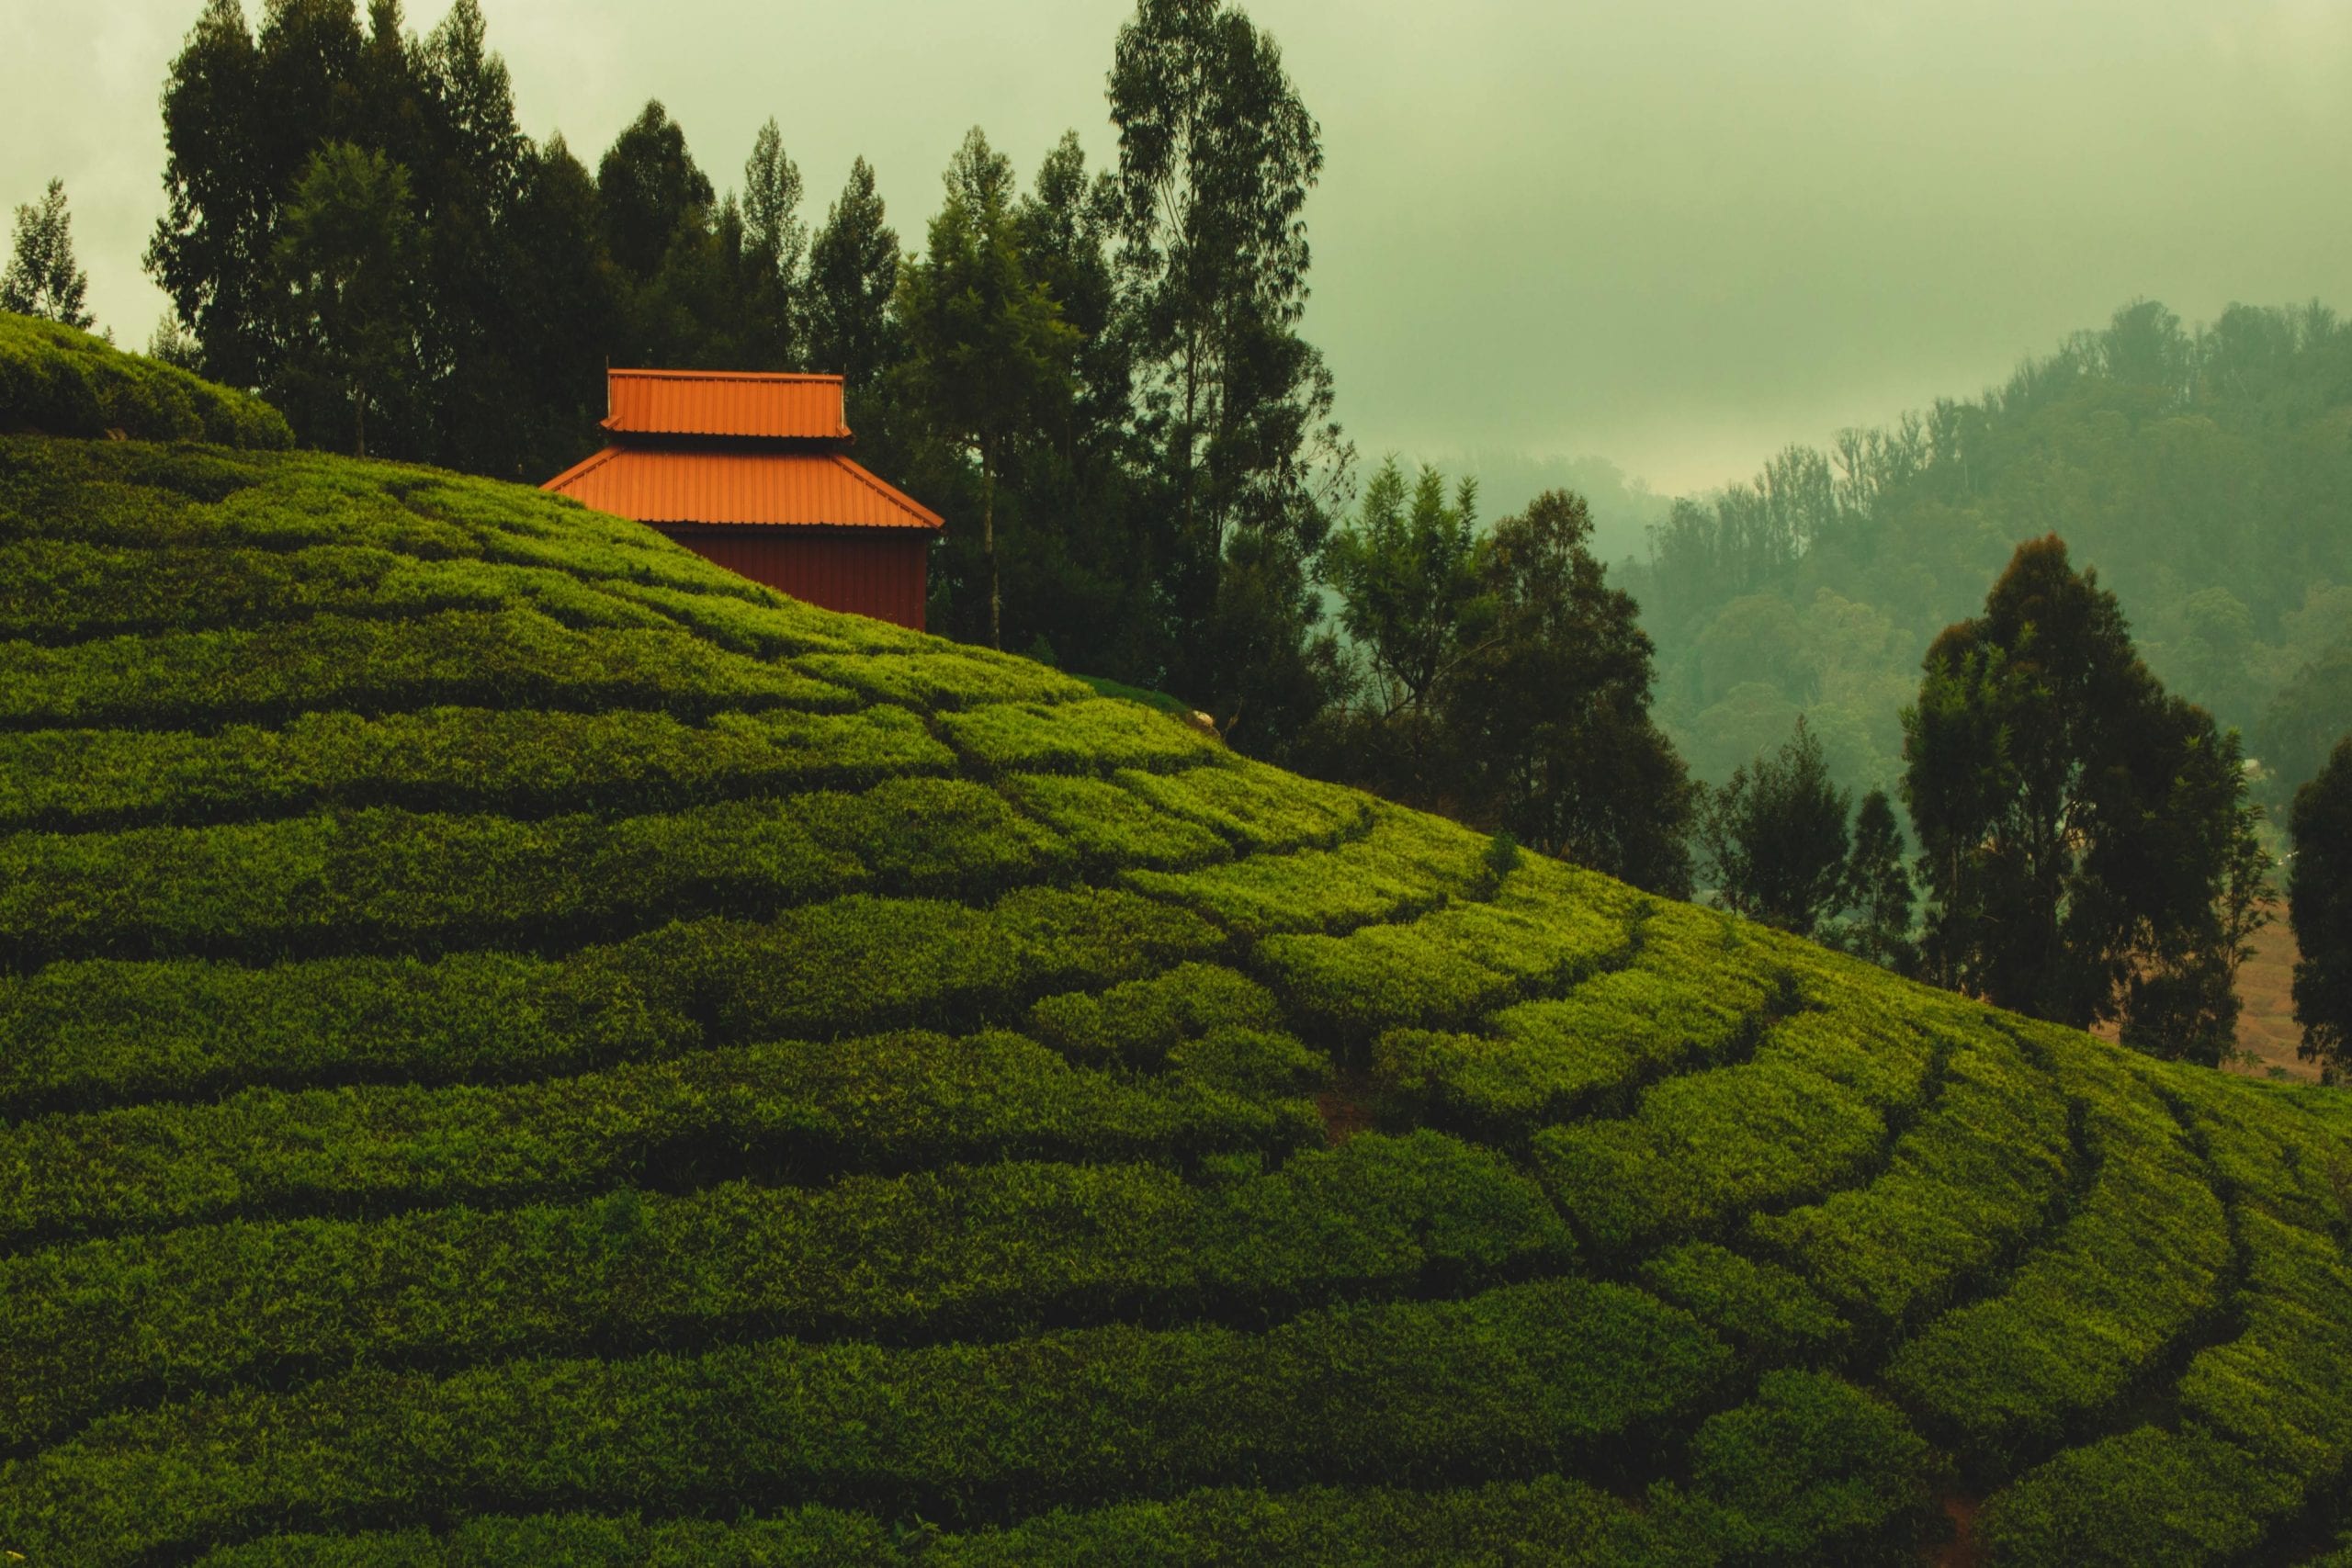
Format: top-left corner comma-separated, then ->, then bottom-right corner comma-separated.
542,446 -> 943,530
604,368 -> 850,440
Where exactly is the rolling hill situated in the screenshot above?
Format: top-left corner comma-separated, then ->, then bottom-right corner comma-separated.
4,318 -> 2352,1566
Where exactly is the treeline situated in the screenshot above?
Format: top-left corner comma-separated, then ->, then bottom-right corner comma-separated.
143,0 -> 1347,753
1626,299 -> 2352,809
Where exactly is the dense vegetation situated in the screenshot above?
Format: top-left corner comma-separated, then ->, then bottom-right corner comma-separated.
5,329 -> 2352,1566
139,0 -> 1350,753
1629,299 -> 2352,810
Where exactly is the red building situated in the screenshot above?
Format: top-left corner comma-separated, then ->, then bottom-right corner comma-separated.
543,368 -> 943,630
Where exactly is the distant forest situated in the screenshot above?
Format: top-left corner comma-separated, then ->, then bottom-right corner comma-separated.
1625,299 -> 2352,810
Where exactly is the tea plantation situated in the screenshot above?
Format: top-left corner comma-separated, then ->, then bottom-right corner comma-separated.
6,322 -> 2352,1565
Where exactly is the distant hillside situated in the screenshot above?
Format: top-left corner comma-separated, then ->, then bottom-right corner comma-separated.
5,323 -> 2352,1566
1627,300 -> 2352,805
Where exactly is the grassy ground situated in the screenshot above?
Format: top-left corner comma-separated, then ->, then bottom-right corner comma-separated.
4,324 -> 2351,1567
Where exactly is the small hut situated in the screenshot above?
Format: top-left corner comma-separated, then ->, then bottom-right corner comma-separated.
543,368 -> 942,629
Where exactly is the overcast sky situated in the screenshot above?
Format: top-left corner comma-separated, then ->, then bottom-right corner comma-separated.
6,0 -> 2351,498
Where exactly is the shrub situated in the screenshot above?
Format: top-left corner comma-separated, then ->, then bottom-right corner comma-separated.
0,314 -> 292,447
0,1278 -> 1732,1563
0,606 -> 851,730
1025,963 -> 1284,1067
941,697 -> 1222,774
797,649 -> 1091,710
0,1028 -> 1323,1250
1001,772 -> 1230,871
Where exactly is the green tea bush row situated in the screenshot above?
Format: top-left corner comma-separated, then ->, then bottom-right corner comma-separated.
1635,1243 -> 1851,1363
588,577 -> 885,657
0,1028 -> 1322,1249
941,697 -> 1224,775
185,1379 -> 1938,1568
1747,1022 -> 2075,1331
0,1277 -> 1734,1564
0,705 -> 957,832
0,606 -> 850,730
0,537 -> 710,644
1973,1423 -> 2293,1567
1880,1043 -> 2233,1473
1026,962 -> 1286,1067
798,649 -> 1091,710
2173,1208 -> 2352,1484
1535,996 -> 1941,1255
0,1133 -> 1572,1450
0,778 -> 1074,964
1001,772 -> 1232,871
1125,807 -> 1484,940
0,316 -> 291,447
1257,862 -> 1642,1046
1115,757 -> 1371,852
1372,903 -> 1778,1135
0,886 -> 1221,1116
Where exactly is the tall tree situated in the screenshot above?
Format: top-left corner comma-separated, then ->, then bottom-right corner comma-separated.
1445,490 -> 1696,897
1835,787 -> 1917,973
597,101 -> 713,284
270,142 -> 419,457
1,179 -> 94,330
1904,535 -> 2266,1055
898,130 -> 1078,649
739,117 -> 805,366
1323,459 -> 1484,721
1109,0 -> 1349,737
1699,717 -> 1852,936
2290,737 -> 2352,1076
807,157 -> 899,392
149,0 -> 264,382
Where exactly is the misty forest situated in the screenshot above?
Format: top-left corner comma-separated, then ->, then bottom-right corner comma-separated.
5,0 -> 2352,1563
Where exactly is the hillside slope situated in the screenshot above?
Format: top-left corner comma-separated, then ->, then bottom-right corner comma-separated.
4,330 -> 2352,1566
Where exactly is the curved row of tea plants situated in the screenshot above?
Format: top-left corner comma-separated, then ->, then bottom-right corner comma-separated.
3,330 -> 2349,1565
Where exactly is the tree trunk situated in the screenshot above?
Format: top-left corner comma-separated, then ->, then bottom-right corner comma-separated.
983,442 -> 1000,651
354,378 -> 368,460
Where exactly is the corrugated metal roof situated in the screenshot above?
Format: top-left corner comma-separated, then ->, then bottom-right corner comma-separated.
542,446 -> 943,530
604,368 -> 851,440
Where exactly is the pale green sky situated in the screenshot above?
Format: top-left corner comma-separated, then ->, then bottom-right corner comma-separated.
6,0 -> 2351,500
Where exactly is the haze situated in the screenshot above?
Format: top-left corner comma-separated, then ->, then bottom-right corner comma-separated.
6,0 -> 2351,514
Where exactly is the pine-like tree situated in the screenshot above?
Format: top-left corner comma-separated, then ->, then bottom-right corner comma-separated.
807,158 -> 899,392
1699,716 -> 1852,937
1835,788 -> 1917,972
2,179 -> 94,330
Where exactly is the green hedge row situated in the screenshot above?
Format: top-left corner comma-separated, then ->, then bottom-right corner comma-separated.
1977,1202 -> 2352,1563
586,577 -> 888,658
0,704 -> 957,832
0,777 -> 1076,964
1373,903 -> 1779,1136
1001,772 -> 1232,871
1881,1038 -> 2232,1473
1635,1243 -> 1851,1363
0,1277 -> 1734,1564
1,1133 -> 1572,1451
0,315 -> 291,447
1535,991 -> 1942,1255
0,1026 -> 1322,1250
941,697 -> 1224,775
0,605 -> 850,730
1026,962 -> 1286,1067
1115,757 -> 1371,853
185,1374 -> 1939,1567
0,536 -> 707,644
798,649 -> 1091,711
1123,804 -> 1488,944
1257,861 -> 1644,1047
1747,1021 -> 2075,1331
0,886 -> 1222,1116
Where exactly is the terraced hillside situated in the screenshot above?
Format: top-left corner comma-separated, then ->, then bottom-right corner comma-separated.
6,326 -> 2352,1566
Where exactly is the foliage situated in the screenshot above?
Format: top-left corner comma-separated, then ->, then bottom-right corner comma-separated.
1697,716 -> 1849,937
1904,535 -> 2267,1059
1831,787 -> 1917,971
7,325 -> 2352,1566
0,316 -> 290,447
1634,299 -> 2352,821
2,178 -> 93,329
2290,737 -> 2352,1073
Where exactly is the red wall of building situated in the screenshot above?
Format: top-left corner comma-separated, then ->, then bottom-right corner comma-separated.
660,526 -> 931,630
